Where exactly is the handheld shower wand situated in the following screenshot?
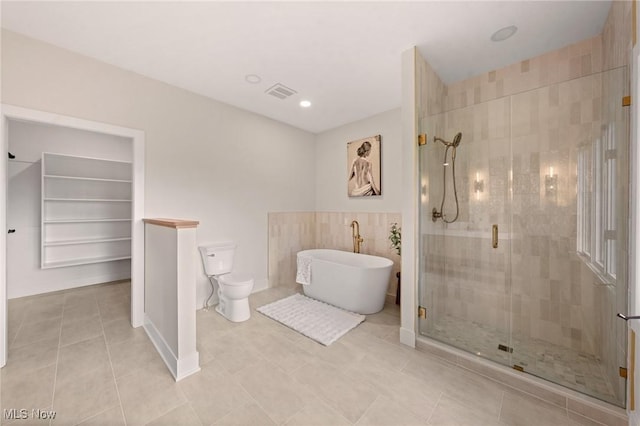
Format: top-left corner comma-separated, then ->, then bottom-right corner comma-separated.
432,132 -> 462,223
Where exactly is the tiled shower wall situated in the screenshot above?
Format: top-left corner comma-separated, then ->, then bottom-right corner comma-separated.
268,212 -> 401,296
418,0 -> 631,405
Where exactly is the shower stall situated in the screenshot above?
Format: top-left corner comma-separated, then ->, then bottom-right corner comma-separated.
416,55 -> 629,407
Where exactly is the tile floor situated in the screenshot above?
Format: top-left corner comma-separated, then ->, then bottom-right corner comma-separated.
2,281 -> 611,425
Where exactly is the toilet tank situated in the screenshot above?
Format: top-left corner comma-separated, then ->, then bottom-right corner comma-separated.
199,242 -> 236,276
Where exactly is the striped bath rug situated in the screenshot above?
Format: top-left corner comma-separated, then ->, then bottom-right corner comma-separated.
256,293 -> 365,346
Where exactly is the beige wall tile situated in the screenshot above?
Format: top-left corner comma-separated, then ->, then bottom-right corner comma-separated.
267,211 -> 401,296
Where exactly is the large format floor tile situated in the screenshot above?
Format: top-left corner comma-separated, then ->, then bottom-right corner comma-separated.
1,281 -> 619,425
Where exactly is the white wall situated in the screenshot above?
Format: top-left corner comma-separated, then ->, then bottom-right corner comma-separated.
2,30 -> 404,308
2,30 -> 316,306
7,120 -> 132,298
314,108 -> 402,212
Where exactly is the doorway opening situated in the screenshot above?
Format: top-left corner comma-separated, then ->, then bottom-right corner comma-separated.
1,104 -> 145,367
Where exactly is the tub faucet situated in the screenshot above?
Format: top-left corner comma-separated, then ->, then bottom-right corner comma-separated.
350,220 -> 364,253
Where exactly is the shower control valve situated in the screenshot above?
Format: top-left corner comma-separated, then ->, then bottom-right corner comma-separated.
431,208 -> 442,222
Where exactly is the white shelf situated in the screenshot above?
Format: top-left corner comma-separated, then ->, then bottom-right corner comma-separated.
44,221 -> 131,243
44,237 -> 132,247
44,174 -> 132,184
43,152 -> 131,164
41,152 -> 133,269
43,152 -> 132,181
44,218 -> 131,224
44,198 -> 131,202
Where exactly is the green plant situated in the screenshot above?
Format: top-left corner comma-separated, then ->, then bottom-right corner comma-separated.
389,222 -> 401,256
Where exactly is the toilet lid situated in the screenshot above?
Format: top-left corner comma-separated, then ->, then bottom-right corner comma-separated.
219,273 -> 253,286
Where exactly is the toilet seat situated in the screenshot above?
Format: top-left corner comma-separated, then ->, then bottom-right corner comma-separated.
219,272 -> 253,286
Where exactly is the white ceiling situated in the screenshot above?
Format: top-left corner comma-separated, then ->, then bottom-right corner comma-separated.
1,1 -> 611,134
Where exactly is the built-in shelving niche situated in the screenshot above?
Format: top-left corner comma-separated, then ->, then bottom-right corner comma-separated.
41,152 -> 132,269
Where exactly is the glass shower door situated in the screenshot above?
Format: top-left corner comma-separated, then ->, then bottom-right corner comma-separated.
418,97 -> 513,367
417,65 -> 628,408
508,67 -> 628,407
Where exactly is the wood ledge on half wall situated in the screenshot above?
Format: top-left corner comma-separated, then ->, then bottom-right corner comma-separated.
143,218 -> 199,229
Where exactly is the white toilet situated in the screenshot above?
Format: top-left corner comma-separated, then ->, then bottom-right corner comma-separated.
199,242 -> 254,322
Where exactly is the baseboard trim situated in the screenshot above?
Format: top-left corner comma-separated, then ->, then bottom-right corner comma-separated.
9,271 -> 131,299
143,314 -> 200,382
399,327 -> 415,348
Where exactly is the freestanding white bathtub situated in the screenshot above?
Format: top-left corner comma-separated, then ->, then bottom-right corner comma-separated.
297,249 -> 393,314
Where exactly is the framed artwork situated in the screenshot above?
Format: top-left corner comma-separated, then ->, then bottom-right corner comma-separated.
347,135 -> 381,197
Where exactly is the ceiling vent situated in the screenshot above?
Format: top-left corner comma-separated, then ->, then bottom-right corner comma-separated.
265,83 -> 297,100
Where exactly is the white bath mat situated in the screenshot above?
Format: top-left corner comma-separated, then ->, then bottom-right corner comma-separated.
256,293 -> 365,346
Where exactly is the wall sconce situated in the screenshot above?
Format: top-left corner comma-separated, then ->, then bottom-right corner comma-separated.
545,166 -> 557,196
474,172 -> 484,199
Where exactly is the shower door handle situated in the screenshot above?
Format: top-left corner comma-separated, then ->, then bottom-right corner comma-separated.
617,313 -> 640,321
492,225 -> 498,248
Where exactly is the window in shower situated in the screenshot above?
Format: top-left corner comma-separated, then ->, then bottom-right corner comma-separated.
603,123 -> 617,279
577,123 -> 617,283
577,144 -> 592,258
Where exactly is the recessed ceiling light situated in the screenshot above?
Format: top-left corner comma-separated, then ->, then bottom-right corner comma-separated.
299,100 -> 312,108
245,74 -> 262,84
490,25 -> 518,42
